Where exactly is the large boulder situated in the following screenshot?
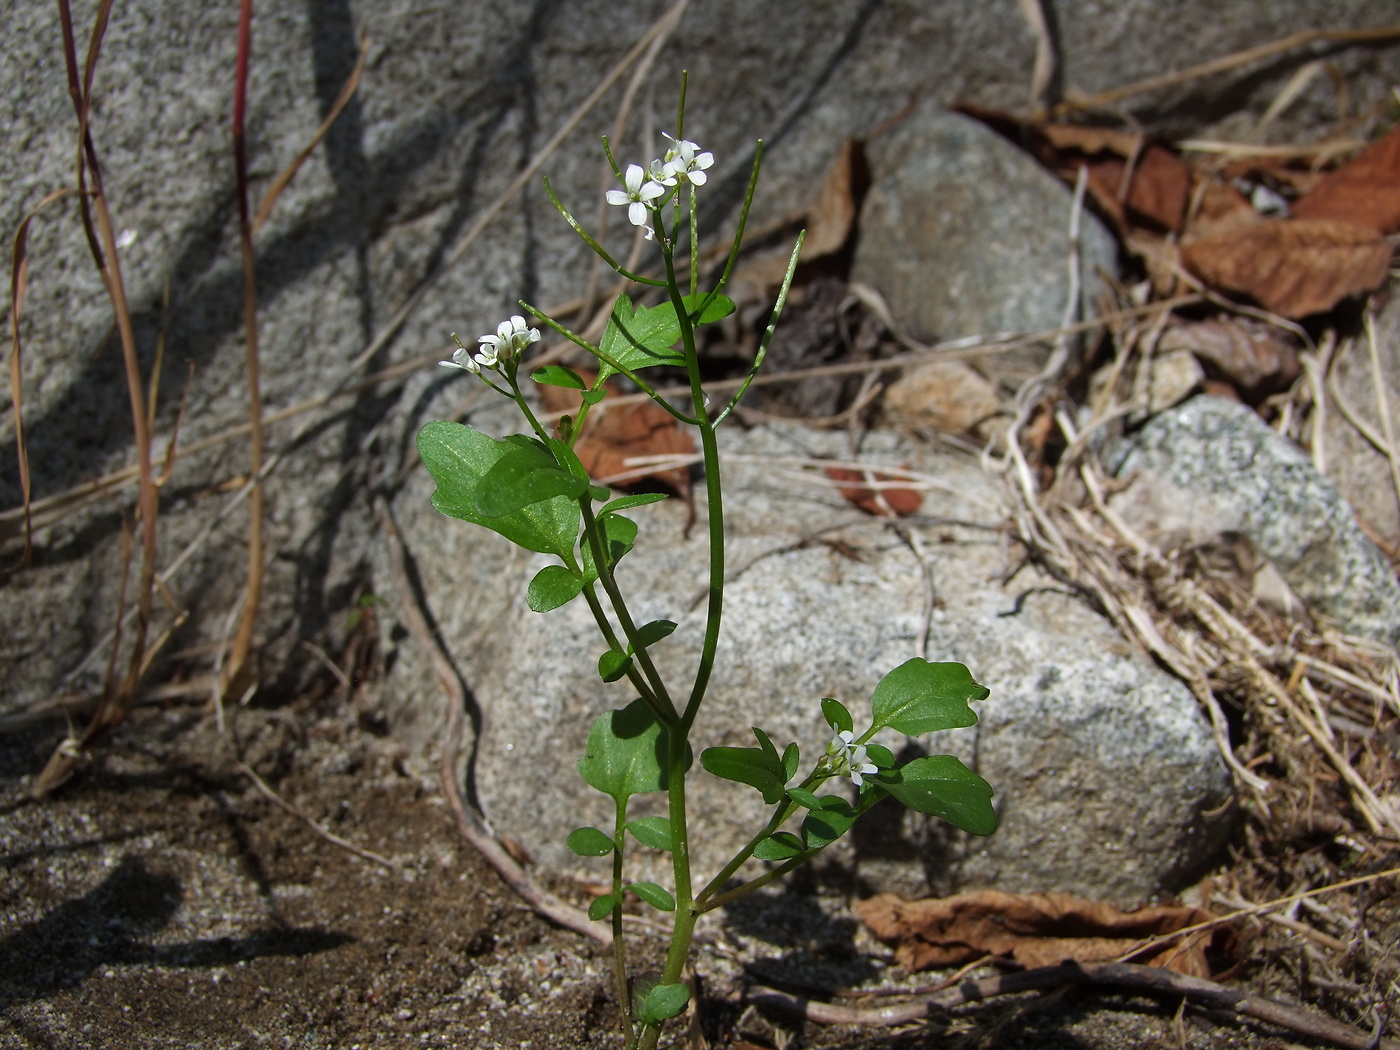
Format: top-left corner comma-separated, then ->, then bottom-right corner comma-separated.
1110,395 -> 1400,649
850,106 -> 1118,379
382,407 -> 1232,904
5,1 -> 1400,712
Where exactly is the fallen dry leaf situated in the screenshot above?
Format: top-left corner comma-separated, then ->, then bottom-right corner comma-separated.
824,466 -> 922,517
856,890 -> 1235,978
1292,123 -> 1400,234
1182,218 -> 1392,318
955,105 -> 1192,234
803,138 -> 868,261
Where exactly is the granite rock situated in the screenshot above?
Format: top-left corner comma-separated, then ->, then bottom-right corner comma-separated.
1111,396 -> 1400,648
383,410 -> 1233,905
850,107 -> 1119,380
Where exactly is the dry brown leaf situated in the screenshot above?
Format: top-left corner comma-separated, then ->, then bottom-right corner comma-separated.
804,138 -> 867,260
1182,218 -> 1392,318
823,466 -> 922,517
1039,125 -> 1192,232
955,105 -> 1192,234
856,890 -> 1234,978
1292,123 -> 1400,234
538,371 -> 695,496
1181,175 -> 1260,242
1158,319 -> 1300,396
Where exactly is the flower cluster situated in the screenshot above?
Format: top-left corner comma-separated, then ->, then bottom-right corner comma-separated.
823,729 -> 878,788
441,315 -> 540,375
605,132 -> 713,239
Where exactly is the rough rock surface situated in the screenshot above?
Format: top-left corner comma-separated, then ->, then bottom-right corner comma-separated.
1323,298 -> 1400,553
383,409 -> 1232,905
850,106 -> 1119,378
1111,395 -> 1400,648
5,1 -> 1399,711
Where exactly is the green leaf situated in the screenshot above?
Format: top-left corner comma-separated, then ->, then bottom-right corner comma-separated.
681,291 -> 737,325
578,699 -> 669,804
581,389 -> 607,406
625,816 -> 674,851
598,648 -> 633,683
628,881 -> 676,912
866,743 -> 895,768
882,755 -> 997,836
782,742 -> 800,782
588,894 -> 618,920
526,565 -> 583,613
786,787 -> 823,810
567,827 -> 616,857
580,512 -> 639,582
418,423 -> 580,560
869,658 -> 988,736
602,492 -> 669,514
596,294 -> 686,383
475,442 -> 588,518
633,619 -> 678,650
638,982 -> 690,1025
753,833 -> 805,861
802,796 -> 860,849
531,364 -> 586,389
701,727 -> 791,805
821,697 -> 853,735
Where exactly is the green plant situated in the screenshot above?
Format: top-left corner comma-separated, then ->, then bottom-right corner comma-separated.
417,83 -> 996,1049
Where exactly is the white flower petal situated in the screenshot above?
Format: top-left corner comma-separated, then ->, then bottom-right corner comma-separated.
627,200 -> 649,227
605,188 -> 630,206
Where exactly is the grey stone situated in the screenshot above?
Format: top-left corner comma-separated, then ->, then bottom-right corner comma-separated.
1111,396 -> 1400,648
383,410 -> 1231,905
850,107 -> 1119,377
1323,295 -> 1400,552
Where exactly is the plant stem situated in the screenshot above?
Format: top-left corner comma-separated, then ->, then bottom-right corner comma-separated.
612,800 -> 635,1047
636,724 -> 696,1050
580,500 -> 678,723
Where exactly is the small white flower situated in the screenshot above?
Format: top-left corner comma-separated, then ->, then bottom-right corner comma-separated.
440,333 -> 482,374
605,163 -> 666,234
825,729 -> 878,788
660,133 -> 713,186
475,314 -> 541,369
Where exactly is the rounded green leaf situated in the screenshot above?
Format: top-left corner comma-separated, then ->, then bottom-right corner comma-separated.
638,982 -> 690,1024
869,658 -> 988,736
531,364 -> 587,389
588,893 -> 618,920
883,754 -> 997,835
786,787 -> 823,810
753,832 -> 805,861
567,827 -> 616,856
581,512 -> 639,582
821,696 -> 853,734
581,389 -> 607,406
602,492 -> 669,513
598,648 -> 633,683
578,699 -> 669,804
865,743 -> 895,768
475,444 -> 588,518
681,291 -> 737,325
700,743 -> 787,806
527,565 -> 583,613
626,816 -> 674,851
802,797 -> 859,849
782,742 -> 800,781
418,423 -> 580,559
634,619 -> 678,650
627,881 -> 676,912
